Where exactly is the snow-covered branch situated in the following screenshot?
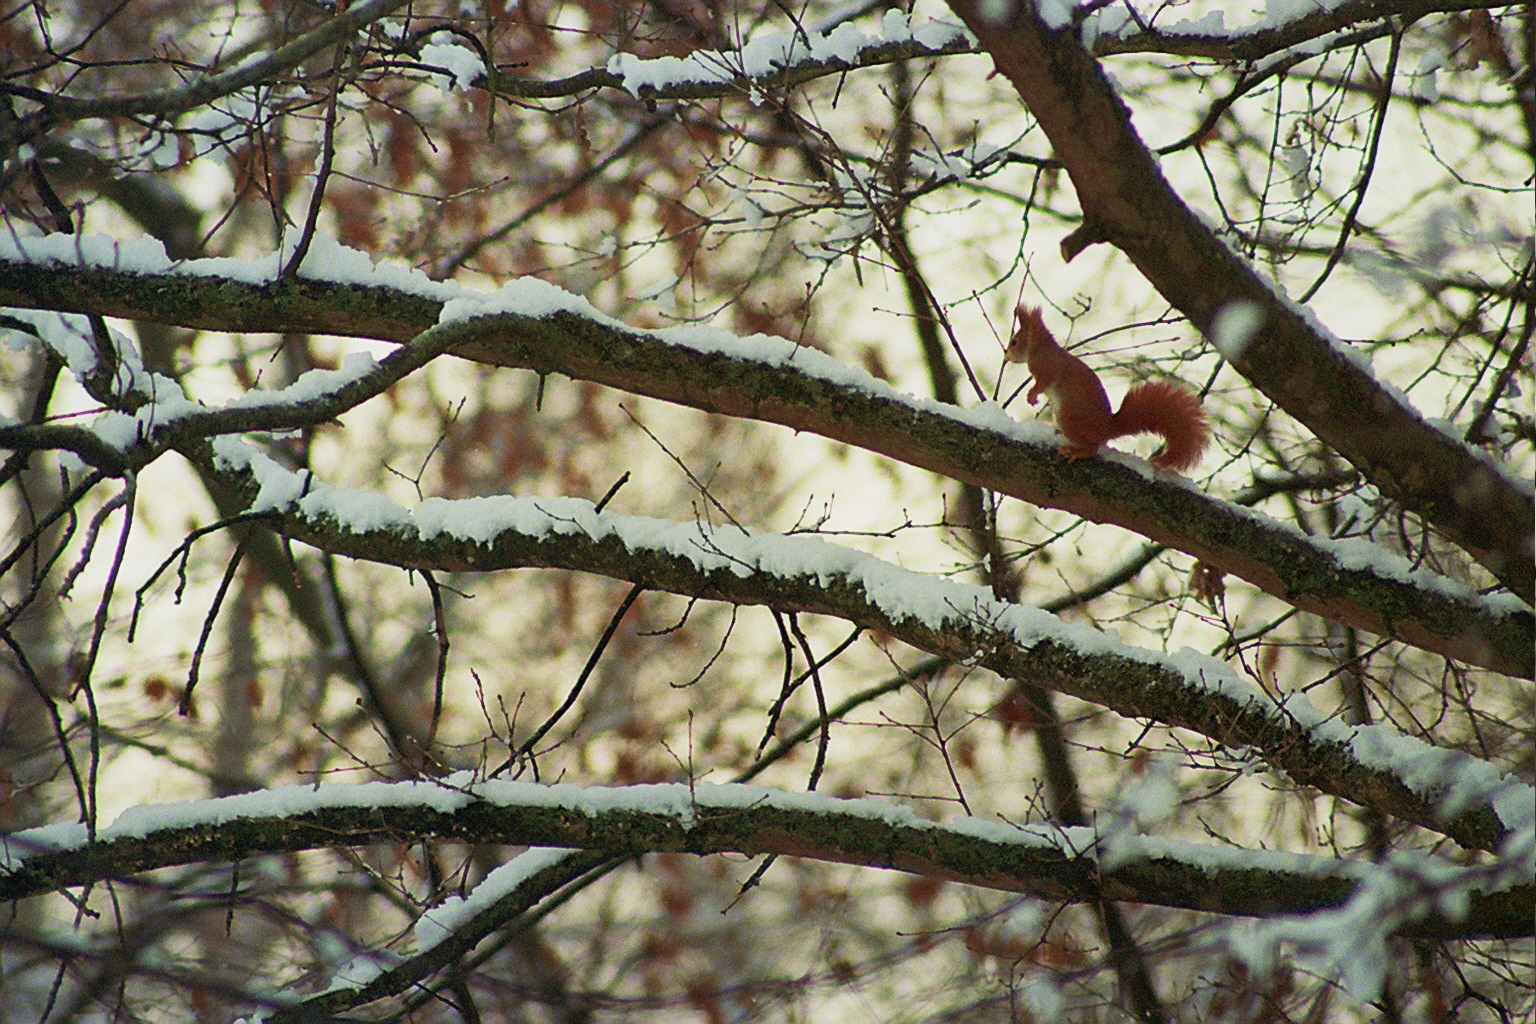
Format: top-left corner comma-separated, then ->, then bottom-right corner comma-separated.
0,308 -> 461,472
1,237 -> 1526,677
1088,0 -> 1506,62
470,2 -> 1492,107
183,435 -> 1530,854
495,12 -> 975,103
3,777 -> 1527,939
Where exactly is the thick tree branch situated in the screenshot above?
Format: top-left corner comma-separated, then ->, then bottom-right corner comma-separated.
174,439 -> 1529,853
0,252 -> 1526,677
1091,0 -> 1518,61
944,0 -> 1534,603
486,26 -> 975,102
470,2 -> 1512,105
1,779 -> 1526,939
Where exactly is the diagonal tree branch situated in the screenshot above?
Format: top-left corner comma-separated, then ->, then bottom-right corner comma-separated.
943,0 -> 1534,603
274,847 -> 614,1023
174,437 -> 1529,853
0,250 -> 1527,677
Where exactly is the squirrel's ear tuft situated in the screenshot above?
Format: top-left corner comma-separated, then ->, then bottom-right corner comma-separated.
1006,306 -> 1050,364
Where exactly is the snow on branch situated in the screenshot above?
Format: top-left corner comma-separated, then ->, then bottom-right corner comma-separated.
1084,0 -> 1458,62
602,12 -> 972,99
187,433 -> 1533,854
281,846 -> 606,1022
1,775 -> 1527,940
1,231 -> 1526,677
479,12 -> 975,103
472,2 -> 1458,106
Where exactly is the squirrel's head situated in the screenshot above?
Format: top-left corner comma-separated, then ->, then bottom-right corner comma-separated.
1005,305 -> 1053,364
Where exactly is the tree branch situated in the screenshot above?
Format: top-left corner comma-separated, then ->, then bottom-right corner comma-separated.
0,250 -> 1525,676
453,2 -> 1511,106
1090,0 -> 1516,61
1,778 -> 1526,939
180,439 -> 1529,853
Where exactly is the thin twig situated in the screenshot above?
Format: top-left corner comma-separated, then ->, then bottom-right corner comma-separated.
494,583 -> 644,780
785,613 -> 831,792
421,570 -> 450,757
1299,23 -> 1404,303
281,39 -> 347,281
182,531 -> 250,716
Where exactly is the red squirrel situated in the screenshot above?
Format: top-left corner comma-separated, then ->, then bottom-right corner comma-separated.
1006,305 -> 1209,473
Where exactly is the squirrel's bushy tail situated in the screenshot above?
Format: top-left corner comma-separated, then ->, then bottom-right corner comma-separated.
1114,381 -> 1210,472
